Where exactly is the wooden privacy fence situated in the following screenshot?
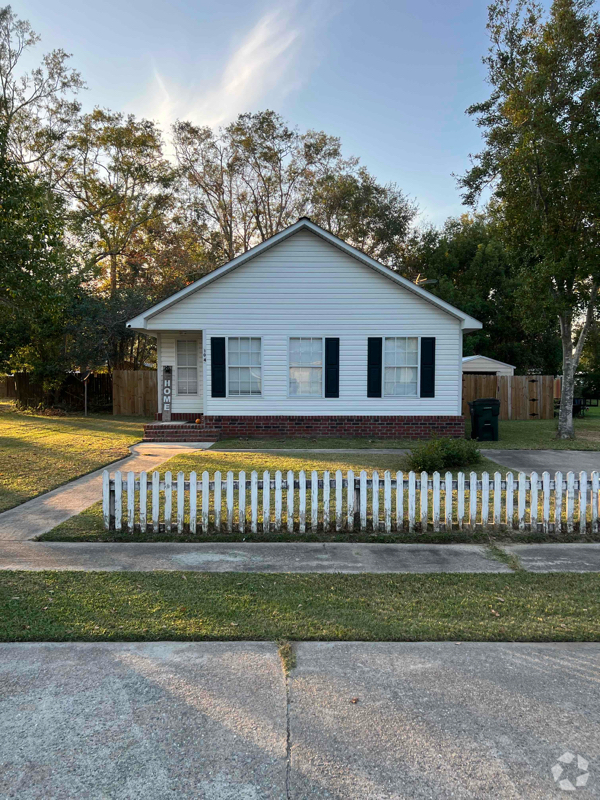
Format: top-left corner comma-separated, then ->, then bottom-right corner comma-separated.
113,370 -> 157,416
103,468 -> 599,535
0,376 -> 16,399
462,374 -> 554,420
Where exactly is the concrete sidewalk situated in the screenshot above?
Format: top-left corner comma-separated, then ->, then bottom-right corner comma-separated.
0,442 -> 214,543
0,541 -> 508,572
1,641 -> 598,799
1,540 -> 600,572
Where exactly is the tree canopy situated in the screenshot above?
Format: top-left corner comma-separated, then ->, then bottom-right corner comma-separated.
459,0 -> 600,436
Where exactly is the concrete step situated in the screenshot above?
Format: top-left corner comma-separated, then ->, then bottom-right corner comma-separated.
143,433 -> 220,442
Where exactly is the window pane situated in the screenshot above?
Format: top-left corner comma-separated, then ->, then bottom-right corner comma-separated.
383,339 -> 419,396
177,340 -> 197,367
290,366 -> 322,396
228,339 -> 261,395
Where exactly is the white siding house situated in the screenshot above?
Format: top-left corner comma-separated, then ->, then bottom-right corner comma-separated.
129,219 -> 481,439
462,355 -> 515,377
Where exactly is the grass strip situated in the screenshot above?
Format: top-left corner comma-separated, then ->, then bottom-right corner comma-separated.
1,572 -> 598,642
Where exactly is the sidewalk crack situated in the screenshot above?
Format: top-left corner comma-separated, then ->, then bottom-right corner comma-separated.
277,640 -> 295,799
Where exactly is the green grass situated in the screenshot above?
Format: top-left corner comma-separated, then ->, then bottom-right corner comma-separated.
212,436 -> 415,450
1,571 -> 598,642
40,450 -> 505,542
215,407 -> 600,451
0,401 -> 149,512
468,405 -> 600,450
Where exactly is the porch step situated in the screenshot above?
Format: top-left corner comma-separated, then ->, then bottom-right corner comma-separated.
143,422 -> 220,442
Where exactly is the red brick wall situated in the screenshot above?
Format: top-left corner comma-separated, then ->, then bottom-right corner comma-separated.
152,414 -> 465,439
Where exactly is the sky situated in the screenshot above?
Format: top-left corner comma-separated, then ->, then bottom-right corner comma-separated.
15,0 -> 528,225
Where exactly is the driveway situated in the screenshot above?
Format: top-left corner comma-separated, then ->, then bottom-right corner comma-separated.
482,448 -> 600,475
0,442 -> 214,542
0,642 -> 598,799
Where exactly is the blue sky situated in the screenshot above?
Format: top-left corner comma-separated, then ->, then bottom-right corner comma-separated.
16,0 -> 521,224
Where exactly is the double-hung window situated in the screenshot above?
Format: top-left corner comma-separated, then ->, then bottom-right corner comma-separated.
177,340 -> 198,395
228,337 -> 262,396
289,337 -> 323,397
384,337 -> 418,396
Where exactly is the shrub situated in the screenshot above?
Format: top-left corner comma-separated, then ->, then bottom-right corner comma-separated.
406,437 -> 481,473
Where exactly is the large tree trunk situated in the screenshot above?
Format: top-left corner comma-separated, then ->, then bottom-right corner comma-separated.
557,284 -> 598,439
557,314 -> 575,438
110,253 -> 118,296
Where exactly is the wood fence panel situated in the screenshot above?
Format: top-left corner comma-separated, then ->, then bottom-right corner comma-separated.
113,370 -> 157,417
462,374 -> 554,421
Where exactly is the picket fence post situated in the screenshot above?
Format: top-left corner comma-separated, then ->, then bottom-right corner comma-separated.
100,466 -> 595,537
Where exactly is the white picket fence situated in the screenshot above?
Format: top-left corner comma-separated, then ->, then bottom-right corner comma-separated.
102,469 -> 600,534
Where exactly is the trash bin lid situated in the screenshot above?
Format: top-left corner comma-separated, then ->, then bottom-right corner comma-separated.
471,397 -> 500,407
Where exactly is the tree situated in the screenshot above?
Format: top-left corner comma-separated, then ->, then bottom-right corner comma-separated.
53,108 -> 177,296
460,0 -> 600,438
174,109 -> 416,266
402,214 -> 562,373
0,153 -> 81,385
0,5 -> 83,166
309,167 -> 416,268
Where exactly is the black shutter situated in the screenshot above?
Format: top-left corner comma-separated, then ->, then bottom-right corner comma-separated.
420,337 -> 436,398
367,338 -> 382,398
211,337 -> 226,397
324,338 -> 339,398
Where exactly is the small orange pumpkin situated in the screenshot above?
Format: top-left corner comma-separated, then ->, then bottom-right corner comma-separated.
195,418 -> 202,424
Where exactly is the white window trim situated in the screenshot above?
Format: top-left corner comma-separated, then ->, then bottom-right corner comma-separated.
176,338 -> 199,396
225,335 -> 263,399
287,336 -> 326,399
381,335 -> 421,399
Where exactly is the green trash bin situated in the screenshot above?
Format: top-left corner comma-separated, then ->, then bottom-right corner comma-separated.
469,398 -> 500,441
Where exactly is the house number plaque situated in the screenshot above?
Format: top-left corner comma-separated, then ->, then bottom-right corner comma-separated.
162,365 -> 172,422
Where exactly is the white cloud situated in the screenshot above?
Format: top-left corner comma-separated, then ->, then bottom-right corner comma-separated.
137,1 -> 334,134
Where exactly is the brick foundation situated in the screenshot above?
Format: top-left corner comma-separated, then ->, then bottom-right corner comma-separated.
146,414 -> 465,441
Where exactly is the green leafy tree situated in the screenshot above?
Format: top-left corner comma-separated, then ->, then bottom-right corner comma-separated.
402,214 -> 562,373
309,167 -> 416,268
0,5 -> 83,166
174,109 -> 416,266
52,109 -> 177,297
0,153 -> 81,388
460,0 -> 600,438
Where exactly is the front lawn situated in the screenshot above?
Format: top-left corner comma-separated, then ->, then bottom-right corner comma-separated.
1,571 -> 598,642
473,405 -> 600,451
213,436 -> 414,450
0,401 -> 148,512
40,450 -> 505,542
214,407 -> 600,451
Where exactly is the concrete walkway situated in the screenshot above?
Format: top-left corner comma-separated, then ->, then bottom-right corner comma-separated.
0,442 -> 214,543
480,448 -> 600,474
2,540 -> 600,572
1,641 -> 598,799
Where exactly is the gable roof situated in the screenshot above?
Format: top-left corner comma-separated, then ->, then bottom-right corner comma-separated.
462,355 -> 515,369
127,218 -> 482,331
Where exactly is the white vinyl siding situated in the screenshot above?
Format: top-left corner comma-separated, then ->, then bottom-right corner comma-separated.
228,337 -> 262,396
384,337 -> 419,396
289,337 -> 323,397
150,230 -> 462,416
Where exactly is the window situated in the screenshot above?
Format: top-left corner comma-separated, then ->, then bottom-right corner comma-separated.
177,340 -> 198,395
228,337 -> 261,396
289,337 -> 323,396
384,337 -> 418,396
